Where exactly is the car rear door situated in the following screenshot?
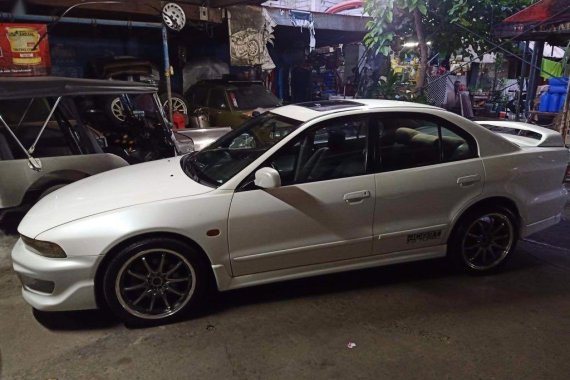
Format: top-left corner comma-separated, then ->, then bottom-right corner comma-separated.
227,115 -> 376,276
371,112 -> 484,255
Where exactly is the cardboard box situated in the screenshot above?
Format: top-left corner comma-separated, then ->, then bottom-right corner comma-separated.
0,23 -> 51,77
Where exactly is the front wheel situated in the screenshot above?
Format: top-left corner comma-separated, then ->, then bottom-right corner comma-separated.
449,206 -> 518,273
102,238 -> 209,325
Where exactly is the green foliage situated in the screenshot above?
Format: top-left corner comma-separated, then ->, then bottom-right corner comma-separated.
364,0 -> 534,57
377,69 -> 400,99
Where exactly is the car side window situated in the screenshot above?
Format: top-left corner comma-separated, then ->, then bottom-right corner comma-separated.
267,116 -> 369,186
208,88 -> 228,110
192,87 -> 208,106
376,114 -> 476,173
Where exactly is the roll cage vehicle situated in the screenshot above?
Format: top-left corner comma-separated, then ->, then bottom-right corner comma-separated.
0,76 -> 193,219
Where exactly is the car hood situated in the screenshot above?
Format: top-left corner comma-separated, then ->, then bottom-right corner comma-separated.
19,156 -> 213,238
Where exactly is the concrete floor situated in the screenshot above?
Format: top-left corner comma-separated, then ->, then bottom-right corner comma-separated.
1,202 -> 570,380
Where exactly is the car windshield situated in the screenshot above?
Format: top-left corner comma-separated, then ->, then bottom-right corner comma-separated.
227,85 -> 281,110
181,113 -> 302,187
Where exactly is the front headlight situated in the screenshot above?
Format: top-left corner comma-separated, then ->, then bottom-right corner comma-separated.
21,235 -> 67,258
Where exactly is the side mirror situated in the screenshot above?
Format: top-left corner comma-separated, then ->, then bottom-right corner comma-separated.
254,167 -> 281,189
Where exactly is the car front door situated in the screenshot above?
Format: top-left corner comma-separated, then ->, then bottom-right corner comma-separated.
228,115 -> 376,276
371,112 -> 484,255
207,87 -> 235,128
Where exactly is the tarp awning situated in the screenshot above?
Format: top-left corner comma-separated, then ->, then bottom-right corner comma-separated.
494,0 -> 570,44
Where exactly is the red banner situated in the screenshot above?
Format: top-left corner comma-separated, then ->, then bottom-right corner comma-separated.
0,23 -> 51,77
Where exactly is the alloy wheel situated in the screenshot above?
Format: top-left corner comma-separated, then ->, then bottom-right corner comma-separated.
163,97 -> 188,115
111,98 -> 126,122
461,213 -> 514,271
115,249 -> 196,320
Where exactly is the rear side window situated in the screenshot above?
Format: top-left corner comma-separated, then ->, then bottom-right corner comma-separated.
189,87 -> 208,106
375,114 -> 476,172
208,88 -> 229,110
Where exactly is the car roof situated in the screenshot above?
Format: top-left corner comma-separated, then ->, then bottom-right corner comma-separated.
271,99 -> 441,122
0,76 -> 158,100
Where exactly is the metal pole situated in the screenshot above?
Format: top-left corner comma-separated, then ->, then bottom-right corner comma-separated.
527,41 -> 543,113
516,42 -> 529,120
561,78 -> 570,144
0,12 -> 162,29
162,25 -> 173,124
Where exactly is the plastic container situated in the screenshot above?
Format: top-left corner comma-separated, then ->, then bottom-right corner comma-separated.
549,85 -> 567,94
548,93 -> 561,112
539,92 -> 551,112
172,112 -> 186,129
559,94 -> 567,112
548,77 -> 569,87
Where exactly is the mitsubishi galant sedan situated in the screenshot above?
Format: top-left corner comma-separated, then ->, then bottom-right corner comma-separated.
12,100 -> 568,325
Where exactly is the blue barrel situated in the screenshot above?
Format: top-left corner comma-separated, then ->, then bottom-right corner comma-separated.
548,77 -> 569,86
559,94 -> 567,112
548,93 -> 561,112
539,92 -> 551,112
549,85 -> 567,94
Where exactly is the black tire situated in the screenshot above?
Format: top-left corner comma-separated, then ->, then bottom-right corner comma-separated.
39,183 -> 68,200
102,237 -> 209,325
448,205 -> 518,274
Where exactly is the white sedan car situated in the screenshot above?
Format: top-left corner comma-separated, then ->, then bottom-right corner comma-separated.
12,100 -> 568,324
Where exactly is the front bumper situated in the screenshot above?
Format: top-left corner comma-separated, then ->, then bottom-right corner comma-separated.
11,238 -> 100,312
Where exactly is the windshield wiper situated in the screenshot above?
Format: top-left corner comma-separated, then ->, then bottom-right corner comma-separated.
181,154 -> 217,188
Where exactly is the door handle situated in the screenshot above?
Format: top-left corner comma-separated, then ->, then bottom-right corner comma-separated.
343,190 -> 371,204
457,174 -> 481,187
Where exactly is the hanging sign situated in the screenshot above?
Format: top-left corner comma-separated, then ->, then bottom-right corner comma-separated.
0,23 -> 51,77
228,6 -> 275,70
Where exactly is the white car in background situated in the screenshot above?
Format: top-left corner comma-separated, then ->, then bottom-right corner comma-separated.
12,100 -> 568,325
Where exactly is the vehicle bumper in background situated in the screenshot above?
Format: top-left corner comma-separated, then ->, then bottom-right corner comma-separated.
11,238 -> 99,311
521,213 -> 562,238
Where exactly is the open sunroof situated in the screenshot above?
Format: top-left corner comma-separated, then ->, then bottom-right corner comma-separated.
296,100 -> 365,112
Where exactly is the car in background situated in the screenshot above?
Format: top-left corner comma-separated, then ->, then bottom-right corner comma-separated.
12,100 -> 568,325
85,56 -> 189,126
0,76 -> 194,220
185,80 -> 281,128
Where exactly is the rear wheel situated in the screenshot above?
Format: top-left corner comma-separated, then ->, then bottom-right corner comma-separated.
449,205 -> 518,273
102,238 -> 209,325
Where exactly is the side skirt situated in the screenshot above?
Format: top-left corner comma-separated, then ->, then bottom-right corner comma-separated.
211,245 -> 447,292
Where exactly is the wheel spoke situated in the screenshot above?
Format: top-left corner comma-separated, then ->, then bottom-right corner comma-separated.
158,253 -> 166,274
167,277 -> 191,283
166,286 -> 185,296
148,294 -> 157,313
127,270 -> 147,281
165,261 -> 183,277
466,233 -> 480,239
486,247 -> 497,260
464,243 -> 480,250
481,248 -> 488,264
469,247 -> 483,261
133,290 -> 151,306
141,257 -> 154,274
491,221 -> 505,234
161,292 -> 171,310
124,282 -> 147,292
491,242 -> 508,250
